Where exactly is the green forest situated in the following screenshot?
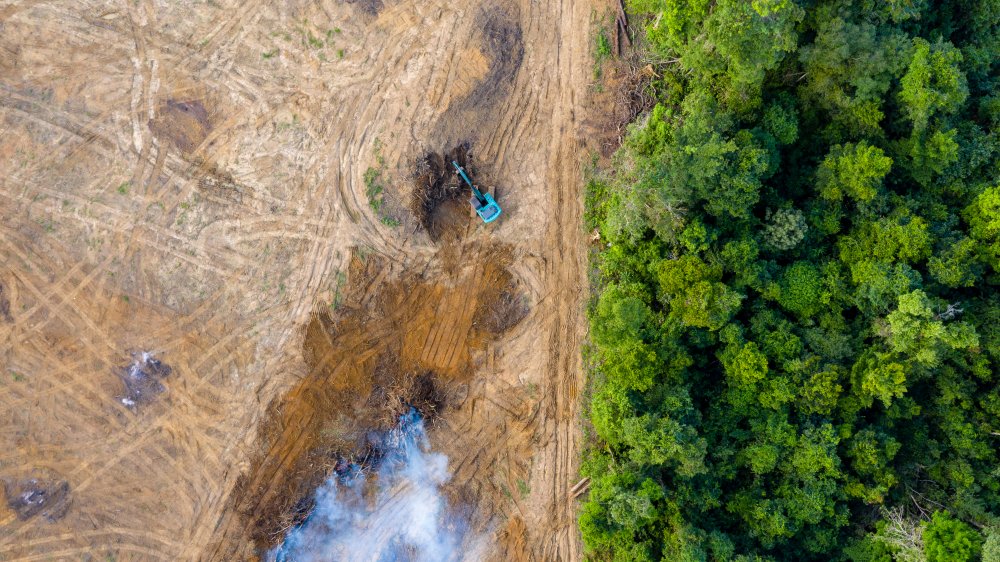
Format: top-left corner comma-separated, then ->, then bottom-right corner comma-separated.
581,0 -> 1000,560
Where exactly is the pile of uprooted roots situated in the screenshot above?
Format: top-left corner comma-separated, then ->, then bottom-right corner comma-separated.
411,144 -> 474,241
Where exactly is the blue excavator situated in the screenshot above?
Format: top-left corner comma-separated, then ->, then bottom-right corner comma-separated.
452,161 -> 501,224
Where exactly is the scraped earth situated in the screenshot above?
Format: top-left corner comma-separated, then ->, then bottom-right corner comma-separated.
0,0 -> 598,560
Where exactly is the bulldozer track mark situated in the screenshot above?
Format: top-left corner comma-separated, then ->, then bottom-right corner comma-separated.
9,545 -> 173,562
6,266 -> 119,372
0,89 -> 118,156
0,527 -> 183,554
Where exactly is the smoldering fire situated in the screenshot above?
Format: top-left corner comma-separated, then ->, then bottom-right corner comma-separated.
270,409 -> 483,562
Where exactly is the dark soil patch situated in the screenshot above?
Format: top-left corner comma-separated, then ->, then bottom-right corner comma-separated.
342,0 -> 383,15
2,473 -> 71,522
148,99 -> 212,153
0,281 -> 11,322
470,5 -> 524,107
411,144 -> 474,242
474,281 -> 529,335
433,5 -> 524,145
116,352 -> 172,411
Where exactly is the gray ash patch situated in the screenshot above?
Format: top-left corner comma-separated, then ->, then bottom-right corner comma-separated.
343,0 -> 383,15
117,352 -> 172,410
3,475 -> 71,522
0,282 -> 11,322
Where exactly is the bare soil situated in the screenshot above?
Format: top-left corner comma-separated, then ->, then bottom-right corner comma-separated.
0,0 -> 603,560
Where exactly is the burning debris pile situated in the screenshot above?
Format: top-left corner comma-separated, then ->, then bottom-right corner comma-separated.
369,355 -> 447,430
269,409 -> 481,562
116,352 -> 172,410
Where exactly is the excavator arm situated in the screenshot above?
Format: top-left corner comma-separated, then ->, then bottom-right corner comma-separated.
451,161 -> 502,224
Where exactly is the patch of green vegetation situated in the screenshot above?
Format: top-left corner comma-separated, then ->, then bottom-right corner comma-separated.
326,28 -> 342,46
525,382 -> 539,399
176,198 -> 196,226
363,166 -> 384,212
306,32 -> 324,49
595,29 -> 612,60
592,11 -> 613,83
337,48 -> 345,59
10,371 -> 23,383
516,479 -> 530,499
276,113 -> 300,132
35,218 -> 55,233
116,181 -> 130,195
363,139 -> 399,227
330,270 -> 347,310
262,49 -> 278,59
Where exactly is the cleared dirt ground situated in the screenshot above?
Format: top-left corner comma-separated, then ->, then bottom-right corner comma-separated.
0,0 -> 601,559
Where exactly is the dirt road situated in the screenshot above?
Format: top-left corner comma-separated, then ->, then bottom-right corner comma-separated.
0,0 -> 598,559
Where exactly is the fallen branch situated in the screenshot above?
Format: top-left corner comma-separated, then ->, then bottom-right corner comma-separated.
616,0 -> 629,30
615,0 -> 631,54
569,477 -> 591,498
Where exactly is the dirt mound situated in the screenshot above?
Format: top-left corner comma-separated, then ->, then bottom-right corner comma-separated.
412,144 -> 505,243
148,99 -> 212,153
473,276 -> 529,335
2,472 -> 71,522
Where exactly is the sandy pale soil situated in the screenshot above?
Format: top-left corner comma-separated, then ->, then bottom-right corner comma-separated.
0,0 -> 603,559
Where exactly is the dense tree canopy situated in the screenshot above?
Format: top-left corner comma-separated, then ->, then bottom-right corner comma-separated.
582,1 -> 1000,560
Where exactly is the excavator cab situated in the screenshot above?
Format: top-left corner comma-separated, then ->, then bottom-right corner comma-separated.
452,161 -> 502,224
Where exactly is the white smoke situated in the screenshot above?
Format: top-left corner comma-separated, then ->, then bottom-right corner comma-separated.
270,410 -> 484,562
